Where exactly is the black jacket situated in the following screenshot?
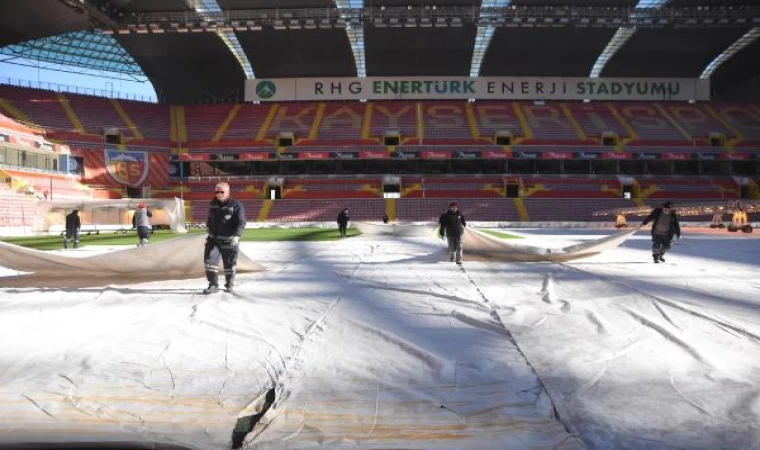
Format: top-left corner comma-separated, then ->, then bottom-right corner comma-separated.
642,207 -> 681,238
65,211 -> 80,232
207,197 -> 246,238
439,210 -> 466,238
337,211 -> 350,226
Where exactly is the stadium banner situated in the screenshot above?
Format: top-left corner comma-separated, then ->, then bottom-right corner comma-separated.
541,151 -> 573,160
574,151 -> 601,160
635,152 -> 660,160
178,153 -> 210,161
359,150 -> 388,159
693,152 -> 719,161
393,150 -> 420,159
245,77 -> 710,102
331,151 -> 358,160
720,153 -> 751,160
212,153 -> 238,161
271,152 -> 296,160
482,150 -> 509,159
239,152 -> 270,161
84,149 -> 169,188
454,150 -> 481,159
298,151 -> 330,160
661,152 -> 691,161
421,150 -> 451,159
513,151 -> 540,160
601,151 -> 632,160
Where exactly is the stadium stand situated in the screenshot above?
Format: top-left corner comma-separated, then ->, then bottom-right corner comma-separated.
283,178 -> 382,199
523,198 -> 636,222
221,103 -> 274,144
2,85 -> 760,148
664,103 -> 737,142
635,177 -> 740,200
2,170 -> 91,199
61,92 -> 125,137
616,102 -> 691,145
397,198 -> 520,222
471,101 -> 526,141
564,102 -> 630,142
0,179 -> 37,227
116,99 -> 170,142
421,101 -> 481,143
518,102 -> 588,144
710,105 -> 760,142
184,104 -> 235,142
264,102 -> 318,142
520,177 -> 622,198
0,85 -> 71,131
401,176 -> 505,198
370,101 -> 418,142
312,101 -> 367,143
267,198 -> 385,222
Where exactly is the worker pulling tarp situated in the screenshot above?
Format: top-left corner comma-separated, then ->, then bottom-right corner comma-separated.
461,226 -> 640,262
0,234 -> 266,288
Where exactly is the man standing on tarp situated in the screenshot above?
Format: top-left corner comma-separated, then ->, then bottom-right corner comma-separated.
203,182 -> 246,294
439,202 -> 467,264
642,201 -> 681,263
64,209 -> 80,249
337,208 -> 350,238
133,202 -> 152,247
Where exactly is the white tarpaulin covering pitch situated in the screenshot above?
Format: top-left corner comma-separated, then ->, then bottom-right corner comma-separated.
0,228 -> 759,450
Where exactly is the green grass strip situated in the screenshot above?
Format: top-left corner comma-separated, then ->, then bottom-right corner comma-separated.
481,229 -> 524,240
1,227 -> 361,250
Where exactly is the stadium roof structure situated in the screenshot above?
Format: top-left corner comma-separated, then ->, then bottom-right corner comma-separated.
0,0 -> 759,103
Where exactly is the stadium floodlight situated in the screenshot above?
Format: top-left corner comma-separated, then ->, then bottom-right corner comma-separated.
469,0 -> 512,77
589,0 -> 667,78
700,27 -> 760,79
335,0 -> 366,77
185,0 -> 256,79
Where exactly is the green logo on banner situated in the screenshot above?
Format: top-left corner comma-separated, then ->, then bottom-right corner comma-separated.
256,80 -> 276,99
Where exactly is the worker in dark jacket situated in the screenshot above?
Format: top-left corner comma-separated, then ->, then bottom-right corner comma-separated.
64,209 -> 81,249
337,208 -> 350,238
439,202 -> 467,264
642,201 -> 681,263
204,182 -> 246,294
133,202 -> 152,247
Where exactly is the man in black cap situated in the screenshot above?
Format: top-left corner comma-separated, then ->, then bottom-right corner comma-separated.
204,182 -> 246,294
642,201 -> 681,263
439,202 -> 467,264
337,208 -> 350,238
64,209 -> 80,249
